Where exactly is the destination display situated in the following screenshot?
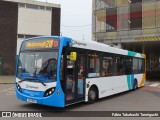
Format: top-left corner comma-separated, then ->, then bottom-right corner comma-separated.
21,38 -> 59,51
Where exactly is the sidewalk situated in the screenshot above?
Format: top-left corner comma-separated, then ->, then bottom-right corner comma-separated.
0,76 -> 15,84
143,81 -> 160,92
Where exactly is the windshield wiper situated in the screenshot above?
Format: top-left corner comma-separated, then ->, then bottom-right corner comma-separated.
18,78 -> 46,86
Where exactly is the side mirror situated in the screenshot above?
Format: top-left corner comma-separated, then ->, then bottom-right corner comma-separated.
70,52 -> 77,61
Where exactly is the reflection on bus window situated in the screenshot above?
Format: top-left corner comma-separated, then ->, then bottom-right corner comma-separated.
124,57 -> 132,74
115,56 -> 124,75
39,58 -> 57,79
102,55 -> 114,77
87,53 -> 100,78
18,52 -> 58,81
78,58 -> 84,79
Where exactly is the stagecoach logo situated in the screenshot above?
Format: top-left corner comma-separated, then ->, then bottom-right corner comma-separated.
71,40 -> 87,47
26,40 -> 58,48
26,84 -> 39,89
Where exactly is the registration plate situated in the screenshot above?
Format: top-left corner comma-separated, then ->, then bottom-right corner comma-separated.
27,98 -> 37,103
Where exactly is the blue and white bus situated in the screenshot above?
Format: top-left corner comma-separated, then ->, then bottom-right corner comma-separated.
15,36 -> 146,107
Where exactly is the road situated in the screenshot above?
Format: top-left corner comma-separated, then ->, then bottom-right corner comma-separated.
0,82 -> 160,119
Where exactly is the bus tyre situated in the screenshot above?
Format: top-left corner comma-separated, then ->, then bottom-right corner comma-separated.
88,86 -> 98,104
133,80 -> 138,90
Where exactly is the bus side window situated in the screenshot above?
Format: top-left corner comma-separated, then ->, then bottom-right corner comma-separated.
87,53 -> 100,78
115,56 -> 125,75
133,58 -> 139,74
124,57 -> 132,75
102,55 -> 114,77
102,60 -> 109,77
138,59 -> 143,73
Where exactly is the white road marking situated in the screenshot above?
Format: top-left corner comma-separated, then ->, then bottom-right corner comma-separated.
0,86 -> 15,96
6,94 -> 15,96
149,83 -> 160,87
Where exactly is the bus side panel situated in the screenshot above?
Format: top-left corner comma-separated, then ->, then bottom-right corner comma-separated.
113,76 -> 130,94
85,76 -> 130,102
42,84 -> 65,107
134,74 -> 146,87
85,73 -> 146,102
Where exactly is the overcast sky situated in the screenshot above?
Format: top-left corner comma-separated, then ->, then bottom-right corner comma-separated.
37,0 -> 92,41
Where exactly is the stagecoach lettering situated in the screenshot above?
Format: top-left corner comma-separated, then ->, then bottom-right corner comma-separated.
71,40 -> 87,46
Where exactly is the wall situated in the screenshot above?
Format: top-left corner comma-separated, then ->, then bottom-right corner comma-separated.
0,1 -> 18,75
18,7 -> 52,36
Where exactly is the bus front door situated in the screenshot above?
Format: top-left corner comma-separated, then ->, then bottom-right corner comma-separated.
65,51 -> 85,105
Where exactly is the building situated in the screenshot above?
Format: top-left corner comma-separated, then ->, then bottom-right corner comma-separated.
92,0 -> 160,78
0,0 -> 60,75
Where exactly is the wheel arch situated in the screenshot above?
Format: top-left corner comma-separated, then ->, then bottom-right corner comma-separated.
133,78 -> 138,90
88,84 -> 99,99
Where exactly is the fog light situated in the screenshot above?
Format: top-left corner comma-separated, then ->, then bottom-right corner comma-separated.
44,87 -> 55,97
16,83 -> 22,93
49,91 -> 52,95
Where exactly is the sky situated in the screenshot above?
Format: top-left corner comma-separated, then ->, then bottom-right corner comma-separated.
37,0 -> 92,41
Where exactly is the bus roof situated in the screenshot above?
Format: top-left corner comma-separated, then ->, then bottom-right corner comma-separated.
20,36 -> 145,58
70,39 -> 144,58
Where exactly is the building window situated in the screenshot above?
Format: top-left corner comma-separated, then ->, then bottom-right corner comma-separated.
106,8 -> 117,31
116,0 -> 129,7
130,4 -> 142,29
143,0 -> 156,3
130,0 -> 142,4
104,0 -> 116,8
39,6 -> 45,10
46,7 -> 52,11
117,6 -> 129,30
18,35 -> 37,39
19,3 -> 25,8
142,2 -> 156,28
94,0 -> 117,9
26,4 -> 39,10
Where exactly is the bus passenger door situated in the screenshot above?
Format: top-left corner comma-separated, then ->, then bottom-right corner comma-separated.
65,50 -> 85,105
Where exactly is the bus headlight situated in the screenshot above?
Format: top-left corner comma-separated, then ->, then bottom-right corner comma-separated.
44,87 -> 55,97
16,83 -> 22,93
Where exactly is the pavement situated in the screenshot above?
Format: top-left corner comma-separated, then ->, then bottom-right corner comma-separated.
0,76 -> 15,84
142,81 -> 160,95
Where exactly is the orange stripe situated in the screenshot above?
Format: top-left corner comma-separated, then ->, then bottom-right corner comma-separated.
139,73 -> 146,87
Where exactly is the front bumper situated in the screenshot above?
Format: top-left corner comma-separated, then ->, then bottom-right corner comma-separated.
15,87 -> 65,108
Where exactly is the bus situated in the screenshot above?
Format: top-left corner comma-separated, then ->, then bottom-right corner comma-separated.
15,36 -> 146,107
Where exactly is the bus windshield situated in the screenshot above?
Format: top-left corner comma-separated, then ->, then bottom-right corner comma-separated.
17,51 -> 58,83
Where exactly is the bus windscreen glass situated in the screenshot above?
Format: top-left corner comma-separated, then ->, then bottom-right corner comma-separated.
17,38 -> 59,83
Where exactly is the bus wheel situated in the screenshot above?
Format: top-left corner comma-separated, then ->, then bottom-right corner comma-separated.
133,80 -> 138,90
88,86 -> 98,103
